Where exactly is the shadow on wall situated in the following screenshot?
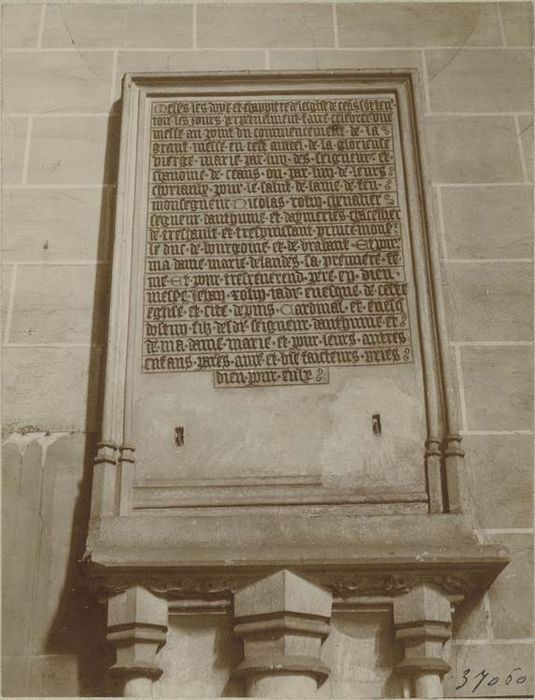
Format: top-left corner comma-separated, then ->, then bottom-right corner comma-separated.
155,614 -> 243,698
43,101 -> 122,697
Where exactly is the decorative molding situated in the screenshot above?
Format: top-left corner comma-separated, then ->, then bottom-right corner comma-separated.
233,655 -> 330,682
119,444 -> 136,464
89,69 -> 469,520
425,440 -> 444,514
443,434 -> 465,513
133,479 -> 429,510
94,440 -> 120,467
84,560 -> 502,605
325,572 -> 473,599
85,571 -> 245,603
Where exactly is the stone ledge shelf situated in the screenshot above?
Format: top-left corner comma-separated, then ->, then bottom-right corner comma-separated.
88,552 -> 506,699
84,512 -> 508,594
84,512 -> 508,698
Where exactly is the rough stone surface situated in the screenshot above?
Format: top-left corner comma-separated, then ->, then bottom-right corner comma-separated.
1,433 -> 110,696
197,4 -> 334,48
2,187 -> 112,262
27,116 -> 120,186
439,185 -> 533,259
452,592 -> 493,642
1,4 -> 42,49
269,49 -> 424,73
2,117 -> 28,185
337,3 -> 501,47
9,264 -> 108,345
461,346 -> 533,431
2,347 -> 102,433
517,114 -> 533,180
463,435 -> 533,529
3,51 -> 114,115
425,116 -> 524,183
445,642 -> 534,696
426,49 -> 532,113
320,612 -> 402,698
41,4 -> 193,49
442,262 -> 532,341
1,265 -> 13,339
486,533 -> 534,639
499,2 -> 534,46
155,615 -> 242,698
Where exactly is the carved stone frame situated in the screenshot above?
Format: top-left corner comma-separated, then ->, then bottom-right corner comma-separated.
85,70 -> 507,618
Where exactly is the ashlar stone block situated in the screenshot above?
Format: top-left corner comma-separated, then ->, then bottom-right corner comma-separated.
439,185 -> 533,259
3,51 -> 114,115
42,4 -> 193,49
1,4 -> 42,48
425,116 -> 524,184
197,3 -> 334,48
426,49 -> 532,113
500,2 -> 534,46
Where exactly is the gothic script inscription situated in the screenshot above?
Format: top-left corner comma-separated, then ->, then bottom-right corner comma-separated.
143,95 -> 414,387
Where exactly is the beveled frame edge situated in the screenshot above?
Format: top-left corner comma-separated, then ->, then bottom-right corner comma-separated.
84,512 -> 509,601
89,69 -> 462,524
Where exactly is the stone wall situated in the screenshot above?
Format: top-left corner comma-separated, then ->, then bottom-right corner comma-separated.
2,1 -> 533,696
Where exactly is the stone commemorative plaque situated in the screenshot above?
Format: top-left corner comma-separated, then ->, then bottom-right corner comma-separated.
143,95 -> 413,390
103,72 -> 455,510
86,75 -> 509,698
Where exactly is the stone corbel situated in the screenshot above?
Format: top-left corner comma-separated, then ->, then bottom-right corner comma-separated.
232,570 -> 332,698
106,585 -> 168,697
393,583 -> 452,699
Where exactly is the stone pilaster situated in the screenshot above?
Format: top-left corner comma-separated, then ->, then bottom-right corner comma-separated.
444,434 -> 465,513
106,586 -> 168,697
393,584 -> 452,698
232,570 -> 332,698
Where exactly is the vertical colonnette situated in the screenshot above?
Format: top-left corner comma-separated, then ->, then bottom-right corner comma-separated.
232,570 -> 333,698
106,586 -> 168,697
393,584 -> 452,698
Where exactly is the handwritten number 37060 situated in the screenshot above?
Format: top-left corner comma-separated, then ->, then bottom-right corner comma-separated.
456,667 -> 528,693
